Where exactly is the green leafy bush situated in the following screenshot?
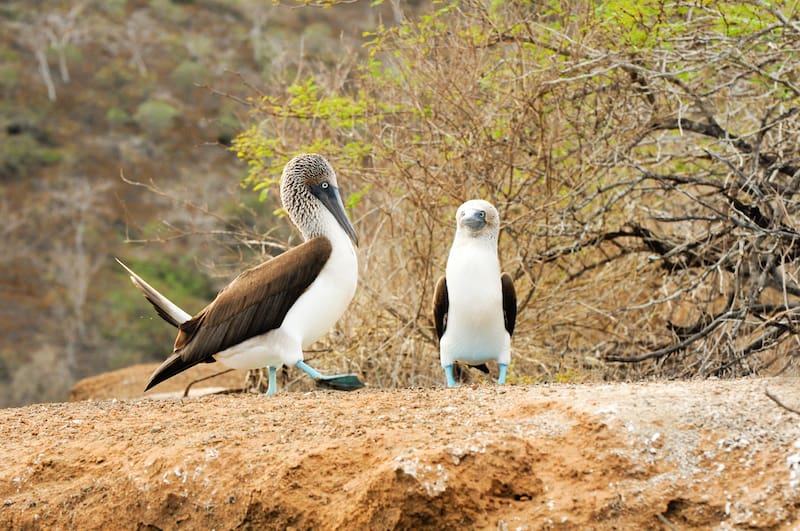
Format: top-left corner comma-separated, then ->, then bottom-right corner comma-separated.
133,99 -> 180,134
106,107 -> 130,127
0,133 -> 61,179
0,64 -> 18,91
171,60 -> 208,92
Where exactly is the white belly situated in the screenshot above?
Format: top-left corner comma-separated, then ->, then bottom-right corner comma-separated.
214,235 -> 358,370
439,240 -> 510,366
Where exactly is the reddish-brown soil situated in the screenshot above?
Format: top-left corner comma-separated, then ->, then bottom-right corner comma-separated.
2,368 -> 800,529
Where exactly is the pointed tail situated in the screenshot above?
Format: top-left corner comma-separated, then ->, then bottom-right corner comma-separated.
115,258 -> 192,328
144,351 -> 206,391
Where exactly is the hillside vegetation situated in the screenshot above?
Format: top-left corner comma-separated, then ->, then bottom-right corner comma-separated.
3,0 -> 800,406
0,0 -> 407,406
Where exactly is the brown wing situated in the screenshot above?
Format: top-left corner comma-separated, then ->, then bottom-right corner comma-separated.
501,272 -> 517,336
146,237 -> 332,390
432,275 -> 449,341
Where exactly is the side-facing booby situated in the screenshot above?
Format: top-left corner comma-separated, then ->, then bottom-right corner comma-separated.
117,153 -> 364,395
432,199 -> 517,387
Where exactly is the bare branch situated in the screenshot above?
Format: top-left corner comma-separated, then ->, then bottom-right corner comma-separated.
765,387 -> 800,416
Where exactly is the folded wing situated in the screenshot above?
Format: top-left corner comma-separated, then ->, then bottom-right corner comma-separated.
501,272 -> 517,336
146,237 -> 332,390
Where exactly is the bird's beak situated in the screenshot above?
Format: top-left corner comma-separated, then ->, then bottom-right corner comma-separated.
313,183 -> 359,246
461,209 -> 487,231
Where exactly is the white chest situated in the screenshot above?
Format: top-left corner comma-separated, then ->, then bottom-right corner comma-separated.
439,238 -> 510,365
282,234 -> 358,347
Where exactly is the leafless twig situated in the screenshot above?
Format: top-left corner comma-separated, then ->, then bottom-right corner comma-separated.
765,387 -> 800,416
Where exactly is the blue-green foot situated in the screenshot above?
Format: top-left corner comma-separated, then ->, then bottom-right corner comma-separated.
498,363 -> 508,385
264,366 -> 278,396
295,360 -> 365,392
444,364 -> 457,387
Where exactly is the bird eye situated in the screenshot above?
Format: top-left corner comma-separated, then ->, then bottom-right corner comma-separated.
479,211 -> 486,218
321,181 -> 329,189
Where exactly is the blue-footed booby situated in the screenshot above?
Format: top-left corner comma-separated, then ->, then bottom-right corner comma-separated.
117,153 -> 364,395
432,200 -> 517,387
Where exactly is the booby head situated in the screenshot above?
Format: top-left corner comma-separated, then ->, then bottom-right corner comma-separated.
455,199 -> 500,240
280,154 -> 359,246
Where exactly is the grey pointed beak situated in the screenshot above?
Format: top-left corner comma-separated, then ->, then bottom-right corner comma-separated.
461,209 -> 487,231
313,183 -> 359,246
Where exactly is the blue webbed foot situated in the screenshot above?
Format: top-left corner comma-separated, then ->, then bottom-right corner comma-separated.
497,363 -> 508,385
264,366 -> 278,396
444,364 -> 457,387
295,360 -> 365,392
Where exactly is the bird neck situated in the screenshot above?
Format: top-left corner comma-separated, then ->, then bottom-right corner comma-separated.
293,208 -> 325,241
295,206 -> 355,256
454,228 -> 498,246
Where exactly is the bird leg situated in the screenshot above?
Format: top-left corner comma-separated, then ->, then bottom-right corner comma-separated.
444,364 -> 457,387
498,363 -> 508,385
294,360 -> 365,391
265,366 -> 278,396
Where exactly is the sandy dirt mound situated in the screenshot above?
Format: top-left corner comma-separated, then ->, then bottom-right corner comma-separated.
69,363 -> 248,401
2,377 -> 800,529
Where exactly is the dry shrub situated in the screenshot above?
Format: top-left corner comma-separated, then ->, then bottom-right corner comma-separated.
232,0 -> 800,387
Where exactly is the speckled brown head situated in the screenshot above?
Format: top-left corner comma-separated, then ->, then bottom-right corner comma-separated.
280,154 -> 358,246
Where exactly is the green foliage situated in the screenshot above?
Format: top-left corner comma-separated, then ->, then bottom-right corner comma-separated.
0,133 -> 61,178
595,0 -> 679,49
232,78 -> 396,198
712,2 -> 772,37
137,257 -> 217,301
595,0 -> 781,50
0,64 -> 18,91
0,47 -> 20,93
215,103 -> 242,146
0,4 -> 23,20
133,99 -> 181,134
0,46 -> 18,63
106,107 -> 130,126
345,183 -> 371,210
231,124 -> 276,197
93,63 -> 137,90
97,0 -> 128,16
103,256 -> 217,368
552,369 -> 583,384
171,60 -> 208,92
148,0 -> 192,23
59,43 -> 83,65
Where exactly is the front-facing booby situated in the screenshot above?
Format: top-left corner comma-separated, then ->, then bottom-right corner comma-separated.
432,200 -> 517,387
118,153 -> 364,395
